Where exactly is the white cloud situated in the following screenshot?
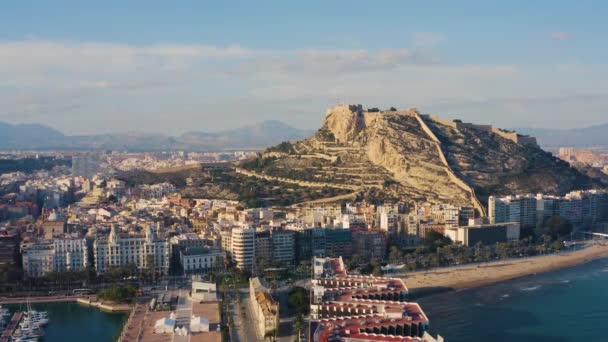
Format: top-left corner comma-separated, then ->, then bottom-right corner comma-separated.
1,39 -> 607,134
0,40 -> 251,74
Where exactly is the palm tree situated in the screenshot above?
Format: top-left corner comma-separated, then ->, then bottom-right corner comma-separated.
293,314 -> 305,342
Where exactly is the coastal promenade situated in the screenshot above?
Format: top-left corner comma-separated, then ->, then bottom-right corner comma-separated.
0,294 -> 91,305
401,242 -> 608,293
0,295 -> 132,312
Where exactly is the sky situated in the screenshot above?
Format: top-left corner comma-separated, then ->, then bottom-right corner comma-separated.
1,0 -> 607,135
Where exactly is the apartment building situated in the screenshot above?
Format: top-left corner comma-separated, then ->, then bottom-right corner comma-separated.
231,226 -> 255,272
22,234 -> 88,277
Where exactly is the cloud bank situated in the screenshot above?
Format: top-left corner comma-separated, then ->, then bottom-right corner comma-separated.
0,39 -> 606,134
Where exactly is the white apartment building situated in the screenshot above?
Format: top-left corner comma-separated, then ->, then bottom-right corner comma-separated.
93,224 -> 170,275
231,226 -> 255,272
489,195 -> 535,227
22,235 -> 88,278
179,247 -> 224,274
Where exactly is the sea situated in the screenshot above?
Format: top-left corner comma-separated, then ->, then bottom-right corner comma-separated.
418,257 -> 608,342
5,301 -> 127,341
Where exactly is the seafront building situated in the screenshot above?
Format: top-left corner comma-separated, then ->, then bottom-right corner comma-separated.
444,219 -> 520,246
93,224 -> 170,275
489,190 -> 608,229
310,256 -> 440,342
21,234 -> 88,277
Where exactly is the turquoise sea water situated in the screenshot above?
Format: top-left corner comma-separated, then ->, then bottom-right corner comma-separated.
6,301 -> 127,341
418,257 -> 608,342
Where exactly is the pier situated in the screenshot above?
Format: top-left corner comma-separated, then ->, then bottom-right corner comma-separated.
0,312 -> 23,342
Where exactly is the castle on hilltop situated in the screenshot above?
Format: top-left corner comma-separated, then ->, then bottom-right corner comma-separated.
326,104 -> 538,147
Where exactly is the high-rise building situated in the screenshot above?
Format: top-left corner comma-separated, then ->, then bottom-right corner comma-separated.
231,226 -> 255,272
489,194 -> 536,227
289,226 -> 326,264
271,230 -> 295,265
255,230 -> 272,263
324,228 -> 352,258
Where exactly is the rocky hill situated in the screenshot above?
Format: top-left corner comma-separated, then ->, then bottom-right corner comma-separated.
240,104 -> 599,213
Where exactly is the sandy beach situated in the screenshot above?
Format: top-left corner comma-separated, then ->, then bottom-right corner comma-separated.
401,242 -> 608,292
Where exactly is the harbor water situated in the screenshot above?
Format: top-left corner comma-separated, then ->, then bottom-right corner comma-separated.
419,257 -> 608,341
5,301 -> 127,341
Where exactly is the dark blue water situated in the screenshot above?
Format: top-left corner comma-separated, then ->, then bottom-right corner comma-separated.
419,258 -> 608,342
6,301 -> 127,341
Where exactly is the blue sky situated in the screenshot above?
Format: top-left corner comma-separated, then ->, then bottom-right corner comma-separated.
1,1 -> 606,135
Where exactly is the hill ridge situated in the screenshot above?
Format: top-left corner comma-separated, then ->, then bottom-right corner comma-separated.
240,104 -> 598,213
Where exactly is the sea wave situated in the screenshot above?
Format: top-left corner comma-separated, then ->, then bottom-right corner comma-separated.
520,285 -> 541,291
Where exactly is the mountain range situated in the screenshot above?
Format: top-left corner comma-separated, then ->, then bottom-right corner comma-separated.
516,123 -> 608,148
2,118 -> 607,151
0,120 -> 314,151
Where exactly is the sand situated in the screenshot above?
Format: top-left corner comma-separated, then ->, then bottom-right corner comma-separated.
401,242 -> 608,292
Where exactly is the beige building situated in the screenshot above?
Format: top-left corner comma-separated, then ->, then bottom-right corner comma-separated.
249,277 -> 279,338
93,224 -> 170,275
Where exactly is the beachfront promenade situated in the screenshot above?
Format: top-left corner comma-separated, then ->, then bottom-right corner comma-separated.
399,241 -> 608,292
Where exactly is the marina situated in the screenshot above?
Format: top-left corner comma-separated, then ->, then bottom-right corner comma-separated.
0,302 -> 126,342
0,301 -> 49,342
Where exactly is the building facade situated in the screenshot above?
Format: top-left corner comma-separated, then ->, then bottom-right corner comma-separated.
22,235 -> 88,277
93,224 -> 170,275
231,226 -> 255,272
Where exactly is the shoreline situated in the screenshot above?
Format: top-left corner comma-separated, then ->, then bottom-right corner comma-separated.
402,242 -> 608,296
0,295 -> 132,312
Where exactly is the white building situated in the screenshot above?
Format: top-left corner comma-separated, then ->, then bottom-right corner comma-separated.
489,194 -> 535,227
93,224 -> 170,275
179,247 -> 224,274
22,235 -> 88,278
231,226 -> 255,272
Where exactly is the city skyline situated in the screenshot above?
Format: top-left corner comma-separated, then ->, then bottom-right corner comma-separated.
1,1 -> 608,135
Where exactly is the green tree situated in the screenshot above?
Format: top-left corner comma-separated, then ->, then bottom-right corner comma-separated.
371,262 -> 382,277
293,313 -> 305,342
288,287 -> 310,315
542,216 -> 573,241
388,246 -> 403,263
423,230 -> 452,252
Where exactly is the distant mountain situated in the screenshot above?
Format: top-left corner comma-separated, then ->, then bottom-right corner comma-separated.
0,120 -> 314,151
180,120 -> 314,149
516,123 -> 608,148
0,122 -> 65,149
